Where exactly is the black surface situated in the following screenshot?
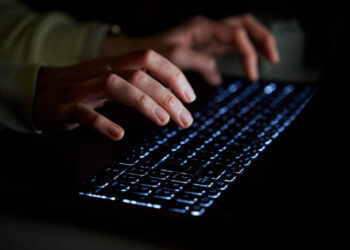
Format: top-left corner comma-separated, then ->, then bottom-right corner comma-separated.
0,72 -> 340,247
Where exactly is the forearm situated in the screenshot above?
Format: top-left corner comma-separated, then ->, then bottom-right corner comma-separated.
0,61 -> 41,133
0,0 -> 109,66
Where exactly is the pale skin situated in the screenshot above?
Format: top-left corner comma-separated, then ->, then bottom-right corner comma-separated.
34,14 -> 279,141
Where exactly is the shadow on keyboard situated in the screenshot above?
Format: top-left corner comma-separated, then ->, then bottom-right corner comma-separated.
76,79 -> 317,217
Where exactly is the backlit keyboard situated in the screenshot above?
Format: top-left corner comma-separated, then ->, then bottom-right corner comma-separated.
77,80 -> 316,216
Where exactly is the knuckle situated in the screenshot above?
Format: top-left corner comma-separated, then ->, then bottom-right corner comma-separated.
172,69 -> 183,84
105,73 -> 116,89
241,13 -> 255,21
91,115 -> 103,128
164,91 -> 177,107
189,15 -> 209,27
140,49 -> 156,65
128,70 -> 145,83
137,93 -> 151,110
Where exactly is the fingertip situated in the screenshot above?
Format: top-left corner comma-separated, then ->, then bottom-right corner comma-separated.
179,108 -> 193,128
267,47 -> 280,64
273,52 -> 280,64
200,71 -> 222,86
107,123 -> 124,141
247,66 -> 259,82
209,74 -> 222,86
183,87 -> 197,103
107,73 -> 117,82
154,106 -> 170,126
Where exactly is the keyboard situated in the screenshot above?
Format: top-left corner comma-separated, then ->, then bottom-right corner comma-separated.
76,80 -> 317,216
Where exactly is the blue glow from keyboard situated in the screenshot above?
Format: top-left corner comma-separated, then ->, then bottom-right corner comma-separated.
77,81 -> 317,216
264,83 -> 277,94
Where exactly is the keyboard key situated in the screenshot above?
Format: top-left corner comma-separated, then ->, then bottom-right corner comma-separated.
222,172 -> 237,182
196,150 -> 219,160
162,181 -> 183,191
149,170 -> 170,180
206,189 -> 222,199
117,173 -> 140,184
172,163 -> 201,175
121,194 -> 164,209
187,158 -> 210,168
139,177 -> 161,187
183,184 -> 207,195
190,205 -> 206,216
131,185 -> 152,195
214,181 -> 229,191
126,166 -> 149,176
199,196 -> 214,207
192,176 -> 214,187
87,175 -> 111,188
152,188 -> 175,200
169,173 -> 192,183
109,180 -> 130,192
95,188 -> 120,199
166,155 -> 187,164
117,154 -> 139,166
175,192 -> 199,204
166,201 -> 190,213
228,164 -> 244,174
108,163 -> 128,174
159,161 -> 186,173
214,156 -> 234,165
199,163 -> 227,179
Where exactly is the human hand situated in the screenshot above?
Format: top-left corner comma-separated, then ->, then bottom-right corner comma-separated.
100,14 -> 279,85
34,50 -> 196,140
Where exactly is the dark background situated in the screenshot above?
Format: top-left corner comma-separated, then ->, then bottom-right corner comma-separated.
26,0 -> 340,68
1,0 -> 346,248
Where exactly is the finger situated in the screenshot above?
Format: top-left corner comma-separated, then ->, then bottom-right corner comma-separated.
169,15 -> 216,46
195,40 -> 235,56
230,26 -> 259,81
223,14 -> 280,63
53,59 -> 112,83
241,15 -> 279,63
117,69 -> 194,128
105,73 -> 192,128
105,49 -> 196,103
73,102 -> 124,141
168,47 -> 222,86
63,76 -> 108,103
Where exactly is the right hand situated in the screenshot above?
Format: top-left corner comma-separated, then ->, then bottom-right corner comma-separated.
34,49 -> 196,141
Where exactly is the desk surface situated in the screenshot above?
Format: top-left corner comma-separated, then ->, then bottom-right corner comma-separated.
0,77 -> 340,248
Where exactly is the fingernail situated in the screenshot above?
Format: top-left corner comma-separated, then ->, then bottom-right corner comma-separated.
184,87 -> 196,103
108,124 -> 123,140
154,106 -> 169,124
179,108 -> 193,128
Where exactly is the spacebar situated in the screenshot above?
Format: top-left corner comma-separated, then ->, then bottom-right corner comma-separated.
121,194 -> 165,209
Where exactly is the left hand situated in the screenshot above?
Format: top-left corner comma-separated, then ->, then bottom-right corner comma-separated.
100,14 -> 280,85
